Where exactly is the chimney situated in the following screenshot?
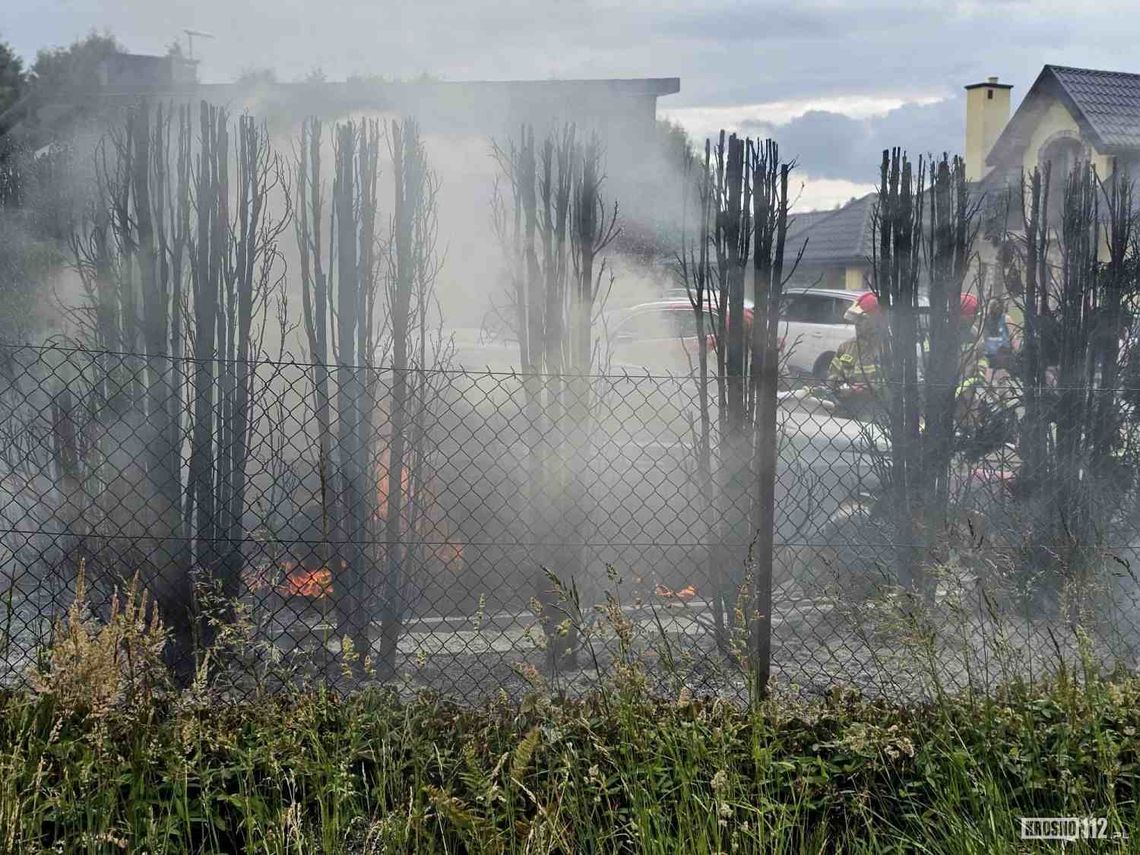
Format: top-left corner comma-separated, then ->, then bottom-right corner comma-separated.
964,75 -> 1013,181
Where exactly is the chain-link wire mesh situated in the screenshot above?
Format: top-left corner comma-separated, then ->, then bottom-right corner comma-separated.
1,342 -> 1138,701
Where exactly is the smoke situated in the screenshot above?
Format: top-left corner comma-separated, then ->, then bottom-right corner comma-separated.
5,59 -> 1140,693
662,94 -> 963,210
0,115 -> 129,344
190,88 -> 694,360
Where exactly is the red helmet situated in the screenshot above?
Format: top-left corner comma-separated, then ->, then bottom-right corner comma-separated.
959,293 -> 979,319
845,291 -> 881,320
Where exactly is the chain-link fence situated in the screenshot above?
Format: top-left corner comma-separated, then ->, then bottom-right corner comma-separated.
2,342 -> 1139,701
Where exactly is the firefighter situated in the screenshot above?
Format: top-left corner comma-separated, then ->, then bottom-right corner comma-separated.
982,296 -> 1014,370
954,293 -> 1001,442
956,293 -> 983,367
827,291 -> 886,418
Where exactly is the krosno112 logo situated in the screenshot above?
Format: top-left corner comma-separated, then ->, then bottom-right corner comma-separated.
1021,817 -> 1127,841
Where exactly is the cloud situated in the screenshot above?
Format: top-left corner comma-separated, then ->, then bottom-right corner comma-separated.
665,94 -> 965,189
6,0 -> 1140,198
790,175 -> 876,211
656,4 -> 855,43
662,92 -> 947,135
7,0 -> 1140,111
768,97 -> 965,183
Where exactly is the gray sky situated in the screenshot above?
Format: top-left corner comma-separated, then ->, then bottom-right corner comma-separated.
5,0 -> 1138,207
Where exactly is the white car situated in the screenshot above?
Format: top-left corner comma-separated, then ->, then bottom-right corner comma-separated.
605,298 -> 709,375
607,287 -> 868,379
778,287 -> 863,379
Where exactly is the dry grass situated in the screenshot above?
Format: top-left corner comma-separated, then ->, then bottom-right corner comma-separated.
28,563 -> 168,717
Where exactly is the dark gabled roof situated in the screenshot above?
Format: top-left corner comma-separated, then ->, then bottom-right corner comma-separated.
987,64 -> 1140,166
1049,65 -> 1140,149
785,209 -> 832,237
787,194 -> 876,267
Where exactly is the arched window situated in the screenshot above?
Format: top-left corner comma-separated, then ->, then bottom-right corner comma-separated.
1039,136 -> 1086,219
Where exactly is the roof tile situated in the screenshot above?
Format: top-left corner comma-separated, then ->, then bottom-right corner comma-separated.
787,194 -> 875,266
1046,65 -> 1140,149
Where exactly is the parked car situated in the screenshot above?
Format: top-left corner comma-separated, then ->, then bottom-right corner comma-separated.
614,288 -> 938,381
608,288 -> 863,378
778,287 -> 861,379
606,298 -> 727,375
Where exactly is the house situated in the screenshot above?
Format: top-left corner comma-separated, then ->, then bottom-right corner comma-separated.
974,65 -> 1140,190
785,195 -> 874,291
1,58 -> 678,175
786,64 -> 1140,291
98,52 -> 200,89
0,52 -> 201,141
0,60 -> 680,276
966,65 -> 1140,290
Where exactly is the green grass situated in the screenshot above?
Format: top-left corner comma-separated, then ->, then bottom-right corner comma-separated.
1,664 -> 1138,853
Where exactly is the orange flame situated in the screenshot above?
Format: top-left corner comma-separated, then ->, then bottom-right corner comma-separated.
655,583 -> 697,602
375,449 -> 414,522
284,565 -> 334,598
375,447 -> 466,574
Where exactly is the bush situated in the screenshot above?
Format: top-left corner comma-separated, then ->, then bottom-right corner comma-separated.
1,659 -> 1137,852
28,566 -> 169,718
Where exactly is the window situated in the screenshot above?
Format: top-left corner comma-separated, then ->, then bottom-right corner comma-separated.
1040,136 -> 1085,220
781,294 -> 849,324
1042,137 -> 1082,177
673,308 -> 698,338
916,307 -> 931,337
823,298 -> 853,324
780,295 -> 817,323
614,308 -> 696,341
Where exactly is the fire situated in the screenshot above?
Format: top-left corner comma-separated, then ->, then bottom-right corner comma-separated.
245,539 -> 465,603
243,560 -> 335,599
283,564 -> 334,598
240,445 -> 469,604
375,446 -> 466,573
655,583 -> 697,602
375,448 -> 414,522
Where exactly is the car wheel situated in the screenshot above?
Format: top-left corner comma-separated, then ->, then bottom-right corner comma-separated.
812,352 -> 834,381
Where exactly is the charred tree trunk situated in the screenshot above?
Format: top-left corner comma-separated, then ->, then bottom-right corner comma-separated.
70,102 -> 200,679
1019,168 -> 1051,496
677,133 -> 797,688
296,118 -> 335,570
711,133 -> 754,632
491,124 -> 617,676
187,103 -> 226,593
297,117 -> 441,681
679,140 -> 723,648
870,148 -> 924,592
377,119 -> 420,679
920,155 -> 976,529
71,101 -> 285,683
326,121 -> 380,669
1053,163 -> 1101,596
562,132 -> 618,672
748,140 -> 791,698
